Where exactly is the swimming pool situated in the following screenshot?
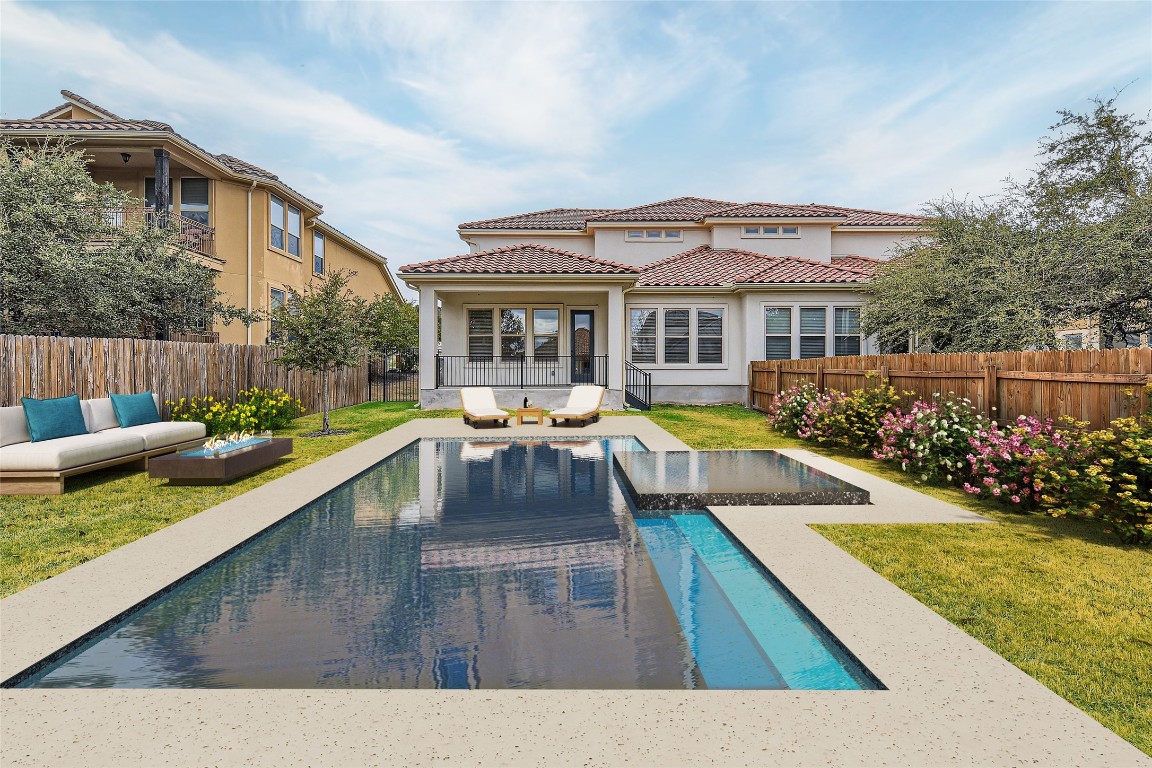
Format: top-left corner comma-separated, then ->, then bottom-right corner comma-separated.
15,438 -> 877,690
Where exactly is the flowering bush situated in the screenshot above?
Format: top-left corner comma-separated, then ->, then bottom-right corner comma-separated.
765,384 -> 822,437
962,415 -> 1077,510
796,385 -> 903,454
873,394 -> 989,483
168,388 -> 303,435
1037,417 -> 1152,545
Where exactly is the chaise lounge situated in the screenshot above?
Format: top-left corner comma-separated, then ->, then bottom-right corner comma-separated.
460,387 -> 511,428
547,385 -> 605,427
0,394 -> 206,495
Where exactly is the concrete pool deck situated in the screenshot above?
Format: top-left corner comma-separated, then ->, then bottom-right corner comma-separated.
1,416 -> 1148,767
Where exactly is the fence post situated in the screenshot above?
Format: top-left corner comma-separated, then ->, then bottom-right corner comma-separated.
774,361 -> 782,396
435,354 -> 441,388
816,363 -> 825,393
879,363 -> 889,388
983,361 -> 998,421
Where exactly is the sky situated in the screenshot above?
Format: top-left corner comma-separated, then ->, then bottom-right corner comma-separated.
2,0 -> 1150,296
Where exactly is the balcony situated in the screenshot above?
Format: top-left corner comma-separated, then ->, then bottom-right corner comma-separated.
104,206 -> 217,259
436,354 -> 608,389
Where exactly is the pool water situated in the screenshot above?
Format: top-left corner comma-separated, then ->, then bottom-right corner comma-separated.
16,438 -> 876,690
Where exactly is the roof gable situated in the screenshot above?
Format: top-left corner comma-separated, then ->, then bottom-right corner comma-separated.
399,244 -> 639,275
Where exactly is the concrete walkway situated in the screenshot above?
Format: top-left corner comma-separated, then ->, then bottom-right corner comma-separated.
2,416 -> 1147,767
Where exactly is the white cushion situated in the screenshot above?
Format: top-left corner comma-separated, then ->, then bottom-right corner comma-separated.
101,421 -> 206,450
461,387 -> 507,415
467,408 -> 509,418
562,386 -> 604,412
0,406 -> 31,448
0,431 -> 146,472
82,398 -> 120,433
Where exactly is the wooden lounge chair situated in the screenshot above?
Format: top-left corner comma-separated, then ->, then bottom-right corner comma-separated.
460,387 -> 510,428
547,385 -> 605,427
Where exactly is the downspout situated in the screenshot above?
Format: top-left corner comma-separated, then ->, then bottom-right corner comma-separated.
246,180 -> 257,344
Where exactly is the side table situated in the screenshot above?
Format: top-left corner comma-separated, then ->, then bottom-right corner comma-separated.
516,407 -> 544,425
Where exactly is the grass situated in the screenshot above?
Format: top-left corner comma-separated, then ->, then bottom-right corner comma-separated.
645,403 -> 1152,757
0,401 -> 450,598
2,401 -> 1148,754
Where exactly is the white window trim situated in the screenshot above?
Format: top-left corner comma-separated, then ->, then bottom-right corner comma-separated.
833,306 -> 863,357
798,306 -> 829,359
741,224 -> 801,239
464,304 -> 567,361
626,305 -> 728,369
762,305 -> 794,360
312,231 -> 325,275
625,229 -> 685,242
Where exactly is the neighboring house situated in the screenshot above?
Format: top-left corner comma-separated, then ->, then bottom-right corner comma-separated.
1,90 -> 401,344
399,196 -> 926,409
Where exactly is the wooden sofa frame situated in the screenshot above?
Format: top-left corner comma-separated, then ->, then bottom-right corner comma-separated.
1,439 -> 205,496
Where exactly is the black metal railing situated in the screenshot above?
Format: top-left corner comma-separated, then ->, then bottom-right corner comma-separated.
369,349 -> 420,401
625,361 -> 652,410
436,354 -> 608,389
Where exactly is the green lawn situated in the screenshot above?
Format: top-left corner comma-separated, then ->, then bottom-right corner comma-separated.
1,402 -> 1148,755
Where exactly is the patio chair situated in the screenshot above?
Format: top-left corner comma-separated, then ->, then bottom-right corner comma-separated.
547,385 -> 605,427
460,387 -> 510,428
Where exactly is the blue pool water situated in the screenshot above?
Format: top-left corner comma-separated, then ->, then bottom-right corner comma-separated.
16,438 -> 876,690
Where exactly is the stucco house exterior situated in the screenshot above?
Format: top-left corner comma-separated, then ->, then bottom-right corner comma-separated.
1,90 -> 401,344
400,196 -> 925,409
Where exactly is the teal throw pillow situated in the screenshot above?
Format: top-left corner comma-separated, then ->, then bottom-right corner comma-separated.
110,391 -> 161,428
22,394 -> 89,442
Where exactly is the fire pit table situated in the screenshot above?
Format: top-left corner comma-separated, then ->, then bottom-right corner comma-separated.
148,437 -> 293,485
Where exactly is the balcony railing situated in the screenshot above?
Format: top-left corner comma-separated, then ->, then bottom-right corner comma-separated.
102,206 -> 217,258
436,355 -> 608,389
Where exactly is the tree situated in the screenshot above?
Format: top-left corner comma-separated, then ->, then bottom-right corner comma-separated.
362,293 -> 419,370
0,137 -> 254,338
863,97 -> 1152,352
268,269 -> 368,435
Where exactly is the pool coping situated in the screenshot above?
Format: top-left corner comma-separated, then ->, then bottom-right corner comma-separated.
2,416 -> 1148,767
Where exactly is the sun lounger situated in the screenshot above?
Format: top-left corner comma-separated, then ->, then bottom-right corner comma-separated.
547,385 -> 605,427
460,387 -> 510,428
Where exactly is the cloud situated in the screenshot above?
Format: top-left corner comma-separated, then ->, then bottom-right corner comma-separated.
297,2 -> 746,157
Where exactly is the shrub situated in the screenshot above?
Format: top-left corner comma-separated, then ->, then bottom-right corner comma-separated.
873,394 -> 989,483
168,388 -> 303,435
765,384 -> 822,437
1038,417 -> 1152,545
962,415 -> 1077,510
796,384 -> 903,454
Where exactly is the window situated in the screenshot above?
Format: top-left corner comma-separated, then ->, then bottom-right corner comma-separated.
313,232 -> 325,274
697,309 -> 724,363
1064,333 -> 1083,350
626,229 -> 683,241
270,195 -> 285,250
269,195 -> 302,257
499,309 -> 527,357
664,309 -> 690,363
269,287 -> 286,341
468,309 -> 494,361
532,309 -> 559,357
799,307 -> 826,358
764,307 -> 792,360
179,178 -> 210,225
834,307 -> 862,356
630,309 -> 657,363
628,307 -> 727,365
144,178 -> 173,211
741,225 -> 800,238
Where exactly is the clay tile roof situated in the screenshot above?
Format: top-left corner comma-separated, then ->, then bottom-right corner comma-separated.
802,204 -> 926,226
637,246 -> 870,287
459,208 -> 616,230
59,90 -> 123,120
0,119 -> 175,132
400,244 -> 639,275
30,102 -> 71,120
586,196 -> 738,222
215,154 -> 280,181
831,255 -> 884,273
707,202 -> 848,219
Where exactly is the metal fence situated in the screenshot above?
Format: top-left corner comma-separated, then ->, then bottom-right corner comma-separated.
368,350 -> 420,402
436,355 -> 608,389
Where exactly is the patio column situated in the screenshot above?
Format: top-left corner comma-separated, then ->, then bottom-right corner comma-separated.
607,285 -> 624,393
153,148 -> 170,227
418,284 -> 438,393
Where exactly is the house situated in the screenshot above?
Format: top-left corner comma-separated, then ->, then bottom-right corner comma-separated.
0,90 -> 401,344
399,196 -> 925,409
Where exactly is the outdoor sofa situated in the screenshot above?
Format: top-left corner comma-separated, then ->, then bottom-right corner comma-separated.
0,394 -> 206,495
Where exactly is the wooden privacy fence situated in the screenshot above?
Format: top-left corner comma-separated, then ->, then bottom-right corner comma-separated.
1,335 -> 371,418
749,349 -> 1152,429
